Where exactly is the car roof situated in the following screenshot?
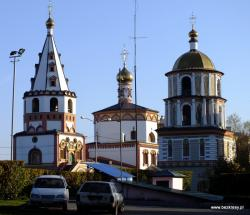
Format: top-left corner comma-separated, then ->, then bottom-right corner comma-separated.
83,181 -> 115,185
36,175 -> 65,179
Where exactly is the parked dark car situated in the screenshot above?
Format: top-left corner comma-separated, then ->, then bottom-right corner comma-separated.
76,181 -> 124,215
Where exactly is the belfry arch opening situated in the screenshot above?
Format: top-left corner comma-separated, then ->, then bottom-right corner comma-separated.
32,98 -> 39,112
50,97 -> 58,112
68,99 -> 73,113
182,76 -> 191,96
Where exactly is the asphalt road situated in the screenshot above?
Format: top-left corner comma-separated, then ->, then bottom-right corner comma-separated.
66,202 -> 249,215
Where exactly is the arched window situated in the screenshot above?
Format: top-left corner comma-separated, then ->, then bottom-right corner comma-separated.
68,99 -> 73,113
200,139 -> 205,157
182,76 -> 191,96
151,151 -> 156,166
50,97 -> 58,112
219,106 -> 222,127
76,149 -> 82,160
183,139 -> 189,159
143,150 -> 149,165
60,147 -> 67,160
217,79 -> 221,97
28,148 -> 42,165
32,98 -> 39,112
196,104 -> 202,125
49,76 -> 56,87
148,132 -> 156,143
182,105 -> 191,126
168,140 -> 173,158
130,127 -> 136,140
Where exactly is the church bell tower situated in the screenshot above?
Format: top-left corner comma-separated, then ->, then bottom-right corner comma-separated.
14,11 -> 86,168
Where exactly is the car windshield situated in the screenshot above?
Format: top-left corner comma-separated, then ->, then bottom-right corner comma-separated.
81,183 -> 111,193
34,178 -> 65,188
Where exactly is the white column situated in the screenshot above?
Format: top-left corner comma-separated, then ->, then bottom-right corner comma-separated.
177,74 -> 181,96
192,73 -> 196,95
215,76 -> 218,96
177,100 -> 181,126
208,73 -> 211,96
201,73 -> 204,96
202,98 -> 207,125
191,99 -> 196,126
168,101 -> 171,126
210,99 -> 215,126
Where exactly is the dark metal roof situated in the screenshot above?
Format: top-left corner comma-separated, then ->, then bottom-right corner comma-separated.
151,170 -> 185,178
86,162 -> 134,180
93,103 -> 158,114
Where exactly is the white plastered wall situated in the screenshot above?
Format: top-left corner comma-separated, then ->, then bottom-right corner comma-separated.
97,120 -> 158,144
88,145 -> 136,166
15,135 -> 55,164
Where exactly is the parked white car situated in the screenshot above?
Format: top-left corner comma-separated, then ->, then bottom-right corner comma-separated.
76,181 -> 124,215
29,175 -> 69,211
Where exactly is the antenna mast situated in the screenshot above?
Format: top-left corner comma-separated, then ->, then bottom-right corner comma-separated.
133,0 -> 139,182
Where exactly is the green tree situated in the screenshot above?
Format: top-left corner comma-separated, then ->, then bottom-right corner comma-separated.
236,133 -> 250,170
243,121 -> 250,135
226,113 -> 242,132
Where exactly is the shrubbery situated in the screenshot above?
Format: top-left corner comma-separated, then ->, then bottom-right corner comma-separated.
0,161 -> 102,200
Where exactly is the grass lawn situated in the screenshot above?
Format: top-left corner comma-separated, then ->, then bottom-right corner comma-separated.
0,199 -> 28,207
0,199 -> 72,215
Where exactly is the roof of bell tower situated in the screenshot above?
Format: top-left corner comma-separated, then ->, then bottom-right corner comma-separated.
31,15 -> 69,91
172,28 -> 215,71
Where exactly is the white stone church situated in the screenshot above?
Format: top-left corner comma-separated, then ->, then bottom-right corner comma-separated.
87,52 -> 159,170
157,27 -> 236,191
14,15 -> 86,168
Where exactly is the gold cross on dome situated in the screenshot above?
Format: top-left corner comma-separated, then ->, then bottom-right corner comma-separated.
189,12 -> 196,29
121,48 -> 128,67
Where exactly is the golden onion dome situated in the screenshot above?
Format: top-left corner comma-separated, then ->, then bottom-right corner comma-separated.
172,50 -> 215,70
46,17 -> 55,29
189,29 -> 198,38
117,67 -> 133,83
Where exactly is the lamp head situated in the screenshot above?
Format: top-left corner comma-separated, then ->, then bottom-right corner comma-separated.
10,51 -> 17,56
18,48 -> 25,55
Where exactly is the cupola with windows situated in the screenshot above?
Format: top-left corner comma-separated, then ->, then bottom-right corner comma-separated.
164,26 -> 226,129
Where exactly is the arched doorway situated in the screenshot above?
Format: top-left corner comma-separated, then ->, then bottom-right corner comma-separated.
28,148 -> 42,164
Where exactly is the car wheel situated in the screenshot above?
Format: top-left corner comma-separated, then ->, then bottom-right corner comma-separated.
119,202 -> 125,213
77,206 -> 89,215
63,202 -> 68,211
112,204 -> 118,215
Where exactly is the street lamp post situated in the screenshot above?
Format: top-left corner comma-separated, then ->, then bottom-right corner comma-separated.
9,48 -> 25,160
80,116 -> 98,162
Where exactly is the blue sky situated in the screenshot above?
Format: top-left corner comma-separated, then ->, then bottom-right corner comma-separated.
0,0 -> 249,159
